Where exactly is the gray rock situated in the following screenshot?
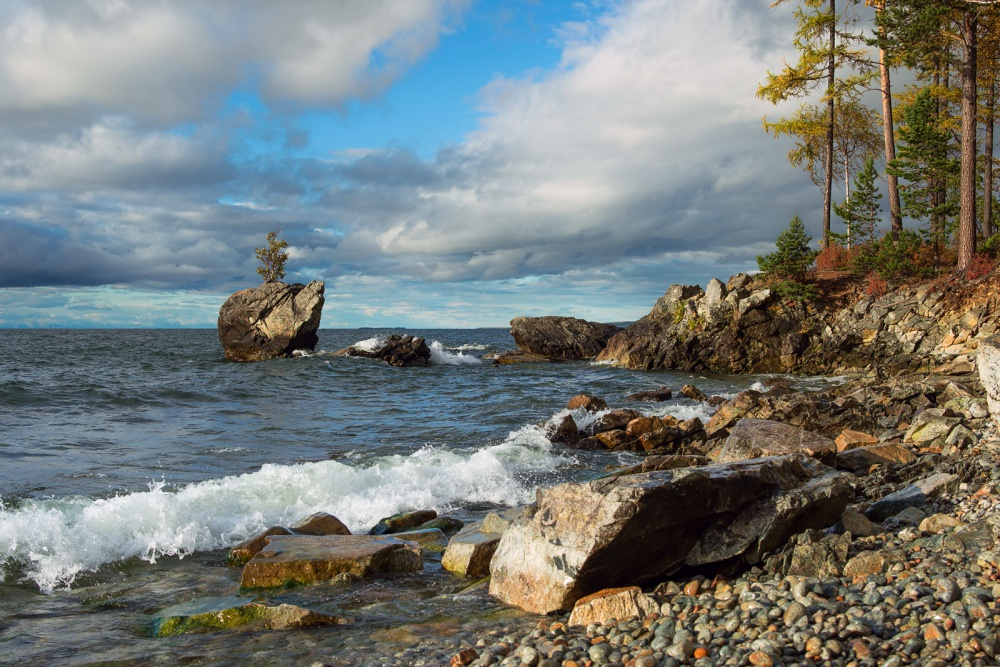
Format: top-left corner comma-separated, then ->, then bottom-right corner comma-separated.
488,454 -> 852,613
509,316 -> 622,360
977,336 -> 1000,426
717,419 -> 837,467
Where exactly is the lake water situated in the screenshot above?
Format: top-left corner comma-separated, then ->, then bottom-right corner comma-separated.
0,328 -> 773,666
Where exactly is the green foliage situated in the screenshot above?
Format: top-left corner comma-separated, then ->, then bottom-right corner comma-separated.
851,229 -> 935,282
255,230 -> 289,283
886,88 -> 958,226
672,301 -> 685,324
771,280 -> 820,303
833,156 -> 883,247
757,216 -> 819,281
982,232 -> 1000,258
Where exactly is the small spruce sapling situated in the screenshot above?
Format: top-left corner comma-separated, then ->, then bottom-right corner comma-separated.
757,216 -> 818,281
256,229 -> 289,282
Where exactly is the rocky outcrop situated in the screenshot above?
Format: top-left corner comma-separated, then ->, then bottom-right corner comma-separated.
488,454 -> 852,614
977,336 -> 1000,425
336,334 -> 431,367
510,316 -> 622,360
218,281 -> 324,361
597,269 -> 1000,375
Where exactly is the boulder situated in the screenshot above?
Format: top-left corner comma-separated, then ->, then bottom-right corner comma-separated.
509,316 -> 622,360
391,528 -> 450,553
606,454 -> 711,477
152,596 -> 346,636
441,521 -> 502,577
338,334 -> 431,367
680,384 -> 709,402
228,526 -> 293,566
978,337 -> 1000,425
240,535 -> 422,589
489,350 -> 551,365
290,512 -> 351,536
415,516 -> 465,536
588,409 -> 643,436
785,531 -> 851,578
488,454 -> 852,614
843,549 -> 906,578
218,281 -> 324,362
717,419 -> 837,467
370,509 -> 438,535
865,473 -> 960,522
567,587 -> 659,627
546,413 -> 581,446
568,394 -> 608,412
903,408 -> 962,446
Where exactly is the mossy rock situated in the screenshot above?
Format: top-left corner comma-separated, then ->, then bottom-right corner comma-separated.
151,595 -> 345,636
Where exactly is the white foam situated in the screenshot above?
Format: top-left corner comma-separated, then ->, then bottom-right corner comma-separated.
0,430 -> 564,593
428,341 -> 483,366
350,336 -> 384,353
448,344 -> 488,351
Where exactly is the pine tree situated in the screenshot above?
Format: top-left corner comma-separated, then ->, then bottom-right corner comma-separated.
256,230 -> 289,282
757,216 -> 819,281
834,156 -> 883,248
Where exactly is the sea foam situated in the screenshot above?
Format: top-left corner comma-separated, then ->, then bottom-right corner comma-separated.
0,426 -> 561,593
428,341 -> 483,366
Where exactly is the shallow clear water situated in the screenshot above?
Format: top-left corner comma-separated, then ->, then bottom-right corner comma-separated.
0,328 -> 766,666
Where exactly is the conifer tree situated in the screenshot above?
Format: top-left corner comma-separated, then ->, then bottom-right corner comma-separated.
757,215 -> 819,280
833,155 -> 883,247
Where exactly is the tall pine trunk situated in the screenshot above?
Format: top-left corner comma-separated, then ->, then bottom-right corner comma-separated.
986,84 -> 995,238
877,2 -> 902,238
957,12 -> 978,273
822,0 -> 836,249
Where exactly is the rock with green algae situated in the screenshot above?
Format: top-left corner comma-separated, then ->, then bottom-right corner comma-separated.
390,527 -> 450,553
152,595 -> 346,637
369,509 -> 438,535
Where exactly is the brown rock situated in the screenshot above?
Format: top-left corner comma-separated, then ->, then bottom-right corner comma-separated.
228,526 -> 293,566
338,334 -> 431,367
626,416 -> 673,438
390,528 -> 450,553
568,394 -> 608,412
680,384 -> 708,402
918,513 -> 965,533
717,419 -> 837,467
489,350 -> 551,365
836,442 -> 917,472
590,409 -> 643,435
218,281 -> 324,362
842,549 -> 905,578
595,429 -> 638,451
607,455 -> 710,477
567,586 -> 658,627
488,454 -> 852,613
786,531 -> 850,578
838,508 -> 879,537
240,535 -> 422,589
290,512 -> 351,536
546,413 -> 581,446
450,648 -> 479,666
834,429 -> 879,452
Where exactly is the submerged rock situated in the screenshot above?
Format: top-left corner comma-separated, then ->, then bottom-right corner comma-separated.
336,334 -> 432,367
152,596 -> 346,636
240,535 -> 422,589
488,454 -> 852,614
509,316 -> 622,360
217,281 -> 324,362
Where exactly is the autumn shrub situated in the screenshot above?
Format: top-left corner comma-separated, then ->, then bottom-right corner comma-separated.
966,253 -> 996,281
864,271 -> 889,297
815,243 -> 856,271
851,230 -> 935,283
256,229 -> 289,282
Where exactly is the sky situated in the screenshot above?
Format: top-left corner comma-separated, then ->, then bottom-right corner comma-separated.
0,0 -> 829,328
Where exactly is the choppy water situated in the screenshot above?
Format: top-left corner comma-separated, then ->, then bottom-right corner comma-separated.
0,328 -> 771,666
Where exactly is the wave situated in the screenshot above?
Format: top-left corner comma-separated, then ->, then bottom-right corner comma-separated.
0,427 -> 563,593
428,341 -> 483,366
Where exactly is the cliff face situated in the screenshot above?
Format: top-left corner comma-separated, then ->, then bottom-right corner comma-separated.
596,270 -> 1000,375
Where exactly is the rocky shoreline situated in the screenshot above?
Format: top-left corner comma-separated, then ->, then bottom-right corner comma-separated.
206,273 -> 1000,667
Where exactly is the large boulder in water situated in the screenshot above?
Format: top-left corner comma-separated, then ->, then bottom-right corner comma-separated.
509,316 -> 622,360
488,454 -> 852,614
218,281 -> 324,362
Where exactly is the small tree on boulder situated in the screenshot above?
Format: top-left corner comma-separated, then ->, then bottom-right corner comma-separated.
256,229 -> 289,282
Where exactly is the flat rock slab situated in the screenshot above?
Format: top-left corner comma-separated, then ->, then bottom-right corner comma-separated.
717,419 -> 837,467
441,521 -> 501,577
241,535 -> 422,589
865,473 -> 960,522
836,443 -> 917,472
152,595 -> 346,636
391,528 -> 450,553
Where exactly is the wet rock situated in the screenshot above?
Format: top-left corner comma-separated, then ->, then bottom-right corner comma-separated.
489,350 -> 551,365
370,509 -> 438,535
567,394 -> 607,413
566,586 -> 658,627
594,429 -> 638,451
680,384 -> 708,402
228,526 -> 293,566
337,334 -> 432,367
626,387 -> 673,402
546,413 -> 581,446
488,454 -> 852,613
152,595 -> 346,636
240,535 -> 422,589
218,281 -> 324,362
606,455 -> 711,477
509,316 -> 622,360
717,419 -> 837,467
626,415 -> 673,439
415,516 -> 465,536
588,409 -> 643,436
290,512 -> 351,536
442,521 -> 501,578
391,528 -> 450,553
